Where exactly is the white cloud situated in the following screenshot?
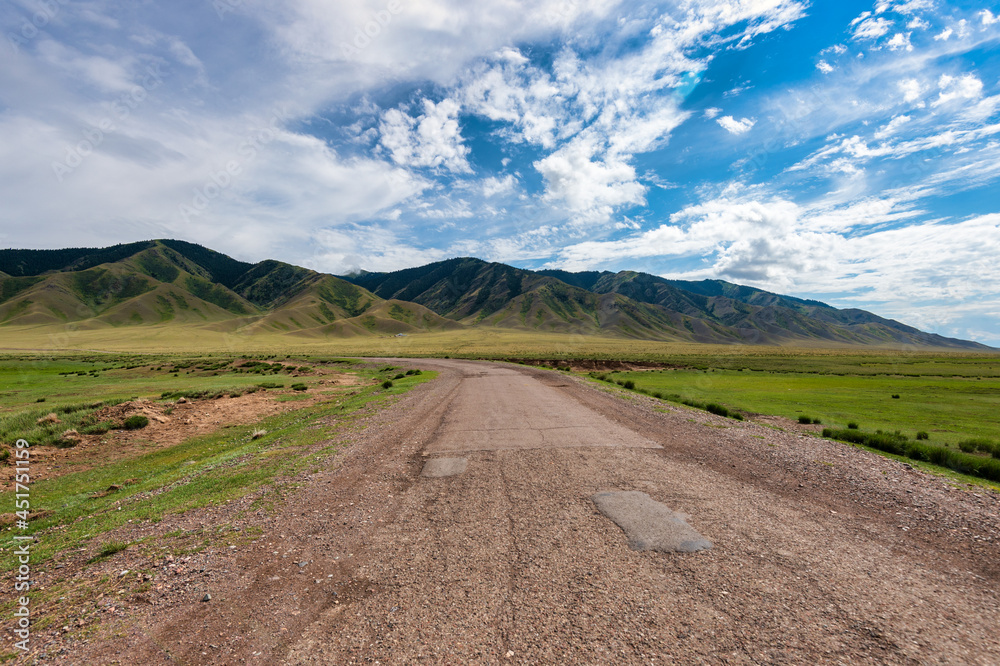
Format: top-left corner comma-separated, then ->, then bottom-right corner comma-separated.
981,10 -> 1000,26
378,98 -> 471,173
480,174 -> 518,198
934,27 -> 953,41
551,189 -> 1000,328
887,32 -> 913,51
898,78 -> 924,103
310,226 -> 450,275
816,60 -> 834,74
873,114 -> 911,139
717,116 -> 756,135
933,73 -> 983,107
704,107 -> 722,119
534,137 -> 646,223
892,0 -> 935,15
853,17 -> 893,41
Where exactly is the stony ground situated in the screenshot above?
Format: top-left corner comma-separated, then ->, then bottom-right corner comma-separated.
23,359 -> 1000,664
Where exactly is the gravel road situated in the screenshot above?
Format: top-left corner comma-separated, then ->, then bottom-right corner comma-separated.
78,359 -> 1000,665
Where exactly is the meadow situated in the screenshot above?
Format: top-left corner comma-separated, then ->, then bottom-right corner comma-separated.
0,353 -> 433,584
598,366 -> 1000,445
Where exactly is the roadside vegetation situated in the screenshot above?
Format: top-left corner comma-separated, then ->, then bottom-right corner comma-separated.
0,354 -> 434,581
580,354 -> 999,486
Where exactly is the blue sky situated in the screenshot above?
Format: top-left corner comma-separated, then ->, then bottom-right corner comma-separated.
1,0 -> 999,346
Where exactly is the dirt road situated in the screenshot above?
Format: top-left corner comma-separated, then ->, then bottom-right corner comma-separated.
81,360 -> 1000,664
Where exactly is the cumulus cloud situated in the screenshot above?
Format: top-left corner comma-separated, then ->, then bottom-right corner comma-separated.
717,116 -> 756,134
534,138 -> 647,223
378,98 -> 471,173
816,60 -> 834,74
898,78 -> 924,103
932,73 -> 984,107
887,32 -> 913,51
853,17 -> 893,41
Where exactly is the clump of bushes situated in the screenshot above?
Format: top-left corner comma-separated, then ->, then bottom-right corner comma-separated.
847,422 -> 859,430
915,431 -> 929,441
381,380 -> 394,389
823,428 -> 1000,482
393,373 -> 406,380
405,369 -> 422,376
291,383 -> 308,392
798,415 -> 813,425
891,394 -> 901,399
957,438 -> 999,458
122,415 -> 149,430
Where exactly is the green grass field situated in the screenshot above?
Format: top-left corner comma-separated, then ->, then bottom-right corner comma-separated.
0,354 -> 434,579
601,366 -> 1000,446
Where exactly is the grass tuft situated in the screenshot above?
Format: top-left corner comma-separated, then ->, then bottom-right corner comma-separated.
88,540 -> 129,564
122,415 -> 149,430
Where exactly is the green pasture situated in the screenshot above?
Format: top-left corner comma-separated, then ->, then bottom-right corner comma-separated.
0,355 -> 434,578
604,366 -> 1000,446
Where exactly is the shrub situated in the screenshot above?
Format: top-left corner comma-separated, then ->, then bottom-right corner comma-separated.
706,403 -> 730,418
257,382 -> 284,389
291,383 -> 308,392
622,380 -> 636,390
652,391 -> 664,399
122,415 -> 149,430
393,373 -> 406,380
812,418 -> 822,425
915,431 -> 929,441
824,428 -> 1000,482
958,440 -> 977,453
251,429 -> 267,440
37,412 -> 60,425
798,415 -> 812,424
381,380 -> 394,389
891,394 -> 901,399
847,422 -> 859,430
35,398 -> 45,403
0,449 -> 9,464
405,369 -> 421,376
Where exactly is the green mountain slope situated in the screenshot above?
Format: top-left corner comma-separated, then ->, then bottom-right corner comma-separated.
0,240 -> 455,337
0,240 -> 989,349
348,259 -> 990,349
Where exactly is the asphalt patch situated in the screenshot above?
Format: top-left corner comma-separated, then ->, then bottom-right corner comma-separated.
421,457 -> 468,478
592,491 -> 712,553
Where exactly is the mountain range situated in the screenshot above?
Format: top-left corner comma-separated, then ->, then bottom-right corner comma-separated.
0,239 -> 990,350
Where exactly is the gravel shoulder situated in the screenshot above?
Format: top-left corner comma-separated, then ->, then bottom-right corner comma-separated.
53,359 -> 1000,665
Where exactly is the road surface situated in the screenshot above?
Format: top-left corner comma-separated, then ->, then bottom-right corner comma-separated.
86,359 -> 1000,664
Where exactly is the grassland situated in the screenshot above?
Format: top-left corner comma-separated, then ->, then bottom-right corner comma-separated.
0,354 -> 434,578
599,366 -> 1000,445
2,322 -> 997,359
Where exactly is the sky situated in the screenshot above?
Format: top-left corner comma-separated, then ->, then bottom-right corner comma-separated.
1,0 -> 999,346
